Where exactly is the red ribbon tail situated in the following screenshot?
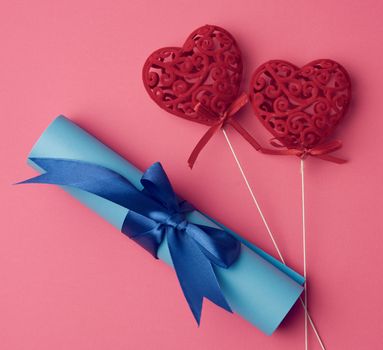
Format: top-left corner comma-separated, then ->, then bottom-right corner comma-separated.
224,121 -> 347,164
188,123 -> 222,168
227,119 -> 263,151
315,154 -> 347,164
228,119 -> 300,156
310,140 -> 347,164
189,94 -> 250,168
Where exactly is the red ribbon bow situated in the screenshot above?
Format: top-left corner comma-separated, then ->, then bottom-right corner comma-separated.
188,93 -> 264,168
188,93 -> 346,168
268,139 -> 347,163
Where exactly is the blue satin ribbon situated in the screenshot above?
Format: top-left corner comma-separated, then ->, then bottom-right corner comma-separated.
19,159 -> 241,324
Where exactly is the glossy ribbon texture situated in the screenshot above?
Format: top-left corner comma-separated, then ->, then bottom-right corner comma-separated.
19,159 -> 241,324
188,92 -> 263,168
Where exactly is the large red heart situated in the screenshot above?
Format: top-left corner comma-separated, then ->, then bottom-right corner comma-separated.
250,59 -> 351,150
142,25 -> 243,126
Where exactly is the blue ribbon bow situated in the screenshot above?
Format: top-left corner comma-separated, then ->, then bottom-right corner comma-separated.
19,159 -> 241,324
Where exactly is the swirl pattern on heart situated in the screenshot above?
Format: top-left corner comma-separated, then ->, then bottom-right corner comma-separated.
143,25 -> 243,126
250,59 -> 351,149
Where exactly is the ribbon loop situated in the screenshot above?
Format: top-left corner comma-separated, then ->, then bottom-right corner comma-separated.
141,162 -> 179,211
19,159 -> 241,324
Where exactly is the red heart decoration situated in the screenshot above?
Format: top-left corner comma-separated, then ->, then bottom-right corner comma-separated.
250,59 -> 351,150
143,25 -> 243,126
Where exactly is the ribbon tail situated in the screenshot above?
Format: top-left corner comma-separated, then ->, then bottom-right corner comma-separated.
228,119 -> 294,156
167,227 -> 232,325
223,131 -> 347,164
227,119 -> 264,151
315,154 -> 347,164
17,158 -> 167,212
310,140 -> 347,164
188,123 -> 222,169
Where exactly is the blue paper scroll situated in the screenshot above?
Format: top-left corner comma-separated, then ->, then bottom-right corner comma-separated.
27,115 -> 304,334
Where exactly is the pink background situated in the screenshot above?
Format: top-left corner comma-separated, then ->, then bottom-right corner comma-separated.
1,1 -> 382,349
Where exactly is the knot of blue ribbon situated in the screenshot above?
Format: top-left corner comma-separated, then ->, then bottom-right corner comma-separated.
19,159 -> 241,324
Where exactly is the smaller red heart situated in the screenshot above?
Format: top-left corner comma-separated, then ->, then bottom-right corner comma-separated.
250,59 -> 351,150
143,25 -> 243,126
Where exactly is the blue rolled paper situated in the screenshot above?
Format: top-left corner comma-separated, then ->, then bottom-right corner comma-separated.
27,115 -> 304,335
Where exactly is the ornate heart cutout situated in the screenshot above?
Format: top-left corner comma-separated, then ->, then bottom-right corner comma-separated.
250,59 -> 351,150
143,25 -> 243,126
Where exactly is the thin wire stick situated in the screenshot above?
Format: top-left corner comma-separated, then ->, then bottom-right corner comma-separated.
301,159 -> 308,350
222,129 -> 325,350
